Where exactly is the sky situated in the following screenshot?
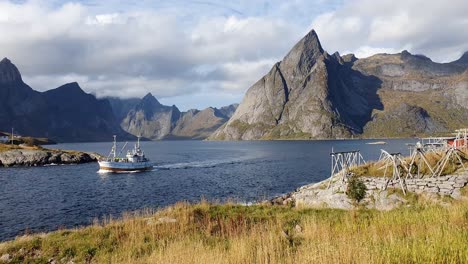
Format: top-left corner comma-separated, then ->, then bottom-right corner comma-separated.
1,0 -> 467,110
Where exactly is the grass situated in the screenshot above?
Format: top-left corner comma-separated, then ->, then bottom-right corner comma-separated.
0,200 -> 467,264
0,143 -> 42,153
363,89 -> 468,138
350,149 -> 468,177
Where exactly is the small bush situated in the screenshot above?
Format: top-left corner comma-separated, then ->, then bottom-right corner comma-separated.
346,177 -> 367,205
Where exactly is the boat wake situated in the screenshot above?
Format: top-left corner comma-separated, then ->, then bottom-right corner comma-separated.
154,156 -> 258,170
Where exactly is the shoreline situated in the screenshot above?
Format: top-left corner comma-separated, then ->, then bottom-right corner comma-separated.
0,144 -> 101,167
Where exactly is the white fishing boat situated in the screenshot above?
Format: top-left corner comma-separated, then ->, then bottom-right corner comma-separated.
98,136 -> 154,172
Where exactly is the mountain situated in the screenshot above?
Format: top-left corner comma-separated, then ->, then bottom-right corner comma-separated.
120,93 -> 181,140
43,82 -> 130,142
209,30 -> 468,140
0,58 -> 133,142
107,97 -> 141,121
114,93 -> 238,140
452,51 -> 468,66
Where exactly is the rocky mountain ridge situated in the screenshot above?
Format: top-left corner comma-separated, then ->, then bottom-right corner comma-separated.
0,58 -> 237,142
114,93 -> 238,140
210,29 -> 468,140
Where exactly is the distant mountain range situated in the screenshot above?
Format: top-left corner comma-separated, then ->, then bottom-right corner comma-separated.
0,58 -> 129,142
1,29 -> 467,142
0,58 -> 237,142
209,29 -> 468,140
108,94 -> 238,140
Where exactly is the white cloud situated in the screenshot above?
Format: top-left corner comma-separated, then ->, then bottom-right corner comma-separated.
0,0 -> 467,111
311,0 -> 468,62
0,1 -> 303,110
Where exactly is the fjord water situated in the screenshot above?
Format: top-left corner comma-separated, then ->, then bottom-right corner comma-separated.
0,139 -> 414,241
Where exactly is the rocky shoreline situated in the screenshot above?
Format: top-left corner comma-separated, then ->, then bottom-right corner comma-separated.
0,149 -> 101,167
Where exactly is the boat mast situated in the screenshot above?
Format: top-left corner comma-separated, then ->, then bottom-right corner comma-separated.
107,135 -> 118,160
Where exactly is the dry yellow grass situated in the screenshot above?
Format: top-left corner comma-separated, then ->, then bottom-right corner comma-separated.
1,198 -> 467,264
351,148 -> 468,177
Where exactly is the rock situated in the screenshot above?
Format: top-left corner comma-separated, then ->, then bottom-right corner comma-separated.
0,149 -> 97,167
451,189 -> 462,199
437,183 -> 454,189
372,192 -> 407,211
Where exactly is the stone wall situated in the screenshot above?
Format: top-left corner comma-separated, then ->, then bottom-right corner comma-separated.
360,174 -> 468,198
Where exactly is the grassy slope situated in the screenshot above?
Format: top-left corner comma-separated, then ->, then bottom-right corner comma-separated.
363,89 -> 468,138
0,199 -> 467,264
351,149 -> 468,177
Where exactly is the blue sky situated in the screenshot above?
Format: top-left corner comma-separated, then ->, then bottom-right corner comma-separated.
1,0 -> 467,110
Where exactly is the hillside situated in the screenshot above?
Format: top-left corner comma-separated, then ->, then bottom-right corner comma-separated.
209,30 -> 468,140
0,200 -> 466,263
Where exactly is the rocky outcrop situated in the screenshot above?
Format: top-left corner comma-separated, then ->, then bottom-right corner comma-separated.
0,149 -> 100,167
117,93 -> 238,140
210,30 -> 468,140
268,172 -> 468,211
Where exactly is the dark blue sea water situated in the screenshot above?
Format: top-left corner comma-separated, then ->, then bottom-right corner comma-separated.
0,139 -> 415,241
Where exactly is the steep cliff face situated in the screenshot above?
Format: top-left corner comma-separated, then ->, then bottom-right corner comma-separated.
118,93 -> 237,140
210,30 -> 468,140
210,30 -> 381,140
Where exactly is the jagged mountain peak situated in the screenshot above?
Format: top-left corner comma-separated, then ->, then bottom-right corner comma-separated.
139,92 -> 162,107
1,57 -> 11,64
281,29 -> 324,74
0,57 -> 22,84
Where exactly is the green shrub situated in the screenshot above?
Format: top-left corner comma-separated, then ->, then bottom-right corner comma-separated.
346,177 -> 367,205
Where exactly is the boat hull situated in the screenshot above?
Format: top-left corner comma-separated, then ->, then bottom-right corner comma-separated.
98,161 -> 154,172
